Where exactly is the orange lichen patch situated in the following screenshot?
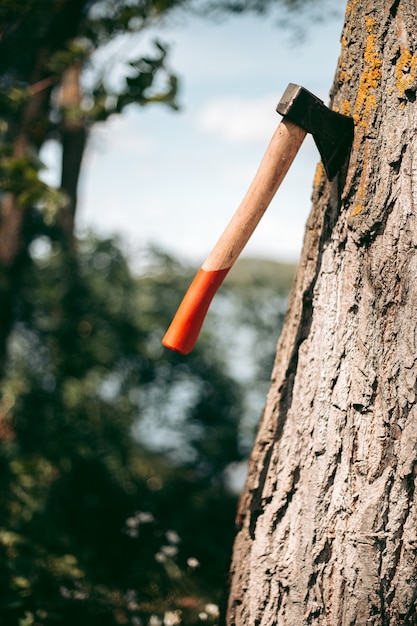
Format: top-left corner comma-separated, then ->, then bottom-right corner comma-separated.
338,60 -> 352,85
337,9 -> 356,84
333,100 -> 351,116
338,59 -> 346,84
353,18 -> 382,126
346,0 -> 358,15
313,161 -> 324,189
341,100 -> 351,116
350,204 -> 365,217
364,17 -> 375,33
395,48 -> 417,98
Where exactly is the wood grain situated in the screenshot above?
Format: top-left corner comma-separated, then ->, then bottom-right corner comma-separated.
203,119 -> 306,272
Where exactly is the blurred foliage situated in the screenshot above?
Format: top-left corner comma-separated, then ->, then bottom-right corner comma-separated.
0,229 -> 238,626
0,0 -> 301,623
207,257 -> 295,452
0,0 -> 343,143
197,0 -> 345,38
0,221 -> 295,625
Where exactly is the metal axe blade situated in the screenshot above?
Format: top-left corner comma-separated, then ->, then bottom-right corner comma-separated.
276,83 -> 354,180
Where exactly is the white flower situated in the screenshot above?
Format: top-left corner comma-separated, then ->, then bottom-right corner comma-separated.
166,530 -> 181,544
59,586 -> 71,599
198,612 -> 208,621
136,511 -> 155,524
186,557 -> 200,569
155,552 -> 167,563
163,610 -> 182,625
161,545 -> 178,558
149,616 -> 162,626
204,604 -> 219,617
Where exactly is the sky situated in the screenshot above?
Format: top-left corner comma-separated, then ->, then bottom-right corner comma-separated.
43,3 -> 347,265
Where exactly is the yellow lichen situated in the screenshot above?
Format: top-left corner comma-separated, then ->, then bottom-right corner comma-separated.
351,204 -> 364,217
313,162 -> 324,189
346,0 -> 358,16
337,54 -> 351,85
341,100 -> 351,116
395,48 -> 417,98
332,100 -> 351,116
353,18 -> 382,126
365,17 -> 375,33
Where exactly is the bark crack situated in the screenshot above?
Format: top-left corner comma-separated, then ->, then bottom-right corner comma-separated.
248,445 -> 273,540
270,465 -> 301,532
389,0 -> 401,18
247,180 -> 347,541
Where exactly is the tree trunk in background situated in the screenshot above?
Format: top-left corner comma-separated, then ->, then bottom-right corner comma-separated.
227,1 -> 417,624
58,62 -> 87,245
0,67 -> 53,372
0,2 -> 88,370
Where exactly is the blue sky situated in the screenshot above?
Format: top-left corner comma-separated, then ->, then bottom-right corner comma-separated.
45,5 -> 347,265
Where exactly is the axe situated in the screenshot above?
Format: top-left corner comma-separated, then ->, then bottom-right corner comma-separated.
162,83 -> 354,354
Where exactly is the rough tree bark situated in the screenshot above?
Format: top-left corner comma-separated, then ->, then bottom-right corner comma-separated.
227,1 -> 417,624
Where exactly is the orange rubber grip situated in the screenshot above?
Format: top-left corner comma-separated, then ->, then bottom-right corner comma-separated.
162,267 -> 230,354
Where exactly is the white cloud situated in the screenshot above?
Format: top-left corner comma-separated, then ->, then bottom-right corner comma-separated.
89,112 -> 155,157
197,95 -> 280,145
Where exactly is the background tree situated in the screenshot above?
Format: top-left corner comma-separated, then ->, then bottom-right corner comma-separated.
0,0 -> 337,369
0,230 -> 294,625
227,1 -> 417,624
0,234 -> 252,626
0,0 -> 183,368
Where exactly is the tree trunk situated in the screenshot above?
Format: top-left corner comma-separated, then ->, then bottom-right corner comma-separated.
227,2 -> 417,624
58,62 -> 87,245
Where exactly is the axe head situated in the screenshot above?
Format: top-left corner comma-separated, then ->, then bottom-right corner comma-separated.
276,83 -> 354,180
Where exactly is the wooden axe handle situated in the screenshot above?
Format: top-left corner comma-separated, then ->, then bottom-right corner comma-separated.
162,118 -> 307,354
